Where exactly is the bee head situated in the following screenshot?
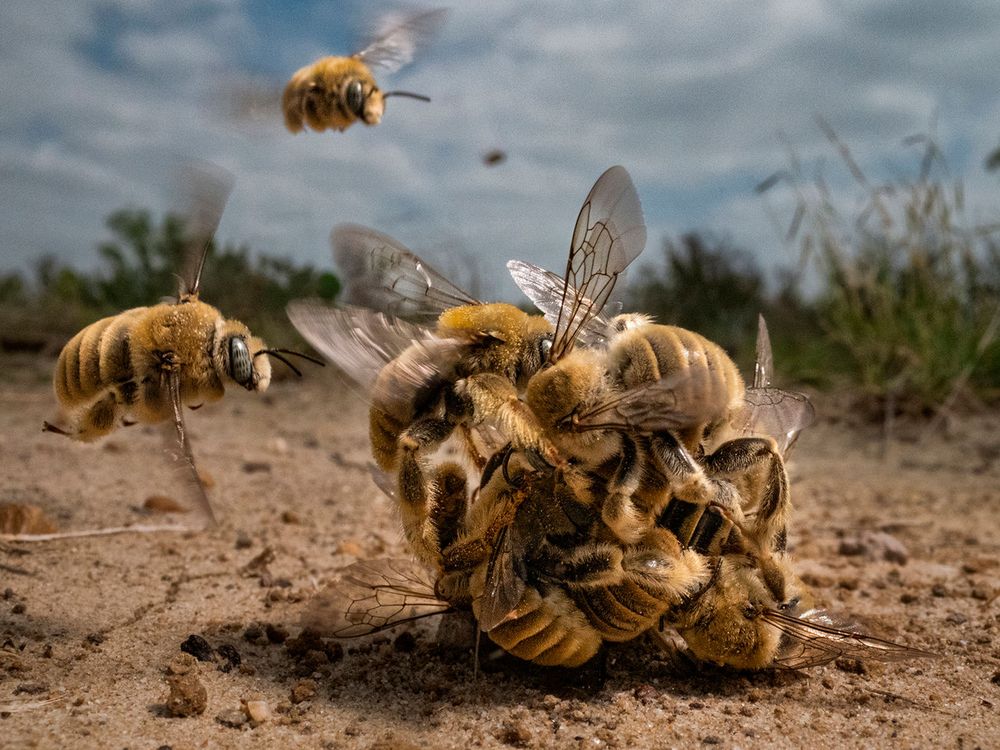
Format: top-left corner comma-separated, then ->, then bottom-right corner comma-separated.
345,78 -> 384,125
674,556 -> 804,670
215,321 -> 272,392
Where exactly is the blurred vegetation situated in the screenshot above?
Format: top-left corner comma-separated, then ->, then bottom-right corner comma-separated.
628,123 -> 1000,416
0,208 -> 339,354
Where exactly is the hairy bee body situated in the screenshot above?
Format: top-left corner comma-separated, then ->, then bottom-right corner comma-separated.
52,300 -> 270,442
283,57 -> 383,133
608,323 -> 745,451
370,303 -> 553,472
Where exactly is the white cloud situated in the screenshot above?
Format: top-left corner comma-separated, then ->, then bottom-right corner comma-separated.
1,0 -> 998,302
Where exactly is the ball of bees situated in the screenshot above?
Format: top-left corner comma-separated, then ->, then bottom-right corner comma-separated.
293,166 -> 931,674
282,8 -> 446,133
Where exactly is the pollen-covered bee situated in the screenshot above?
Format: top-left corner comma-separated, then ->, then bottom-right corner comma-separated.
43,166 -> 322,526
288,166 -> 645,567
282,8 -> 446,133
301,450 -> 932,671
510,245 -> 815,549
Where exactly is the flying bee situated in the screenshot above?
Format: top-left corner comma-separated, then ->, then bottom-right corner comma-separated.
282,8 -> 446,133
43,165 -> 323,527
288,165 -> 645,568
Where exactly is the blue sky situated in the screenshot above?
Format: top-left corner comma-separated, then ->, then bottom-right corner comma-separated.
2,0 -> 999,299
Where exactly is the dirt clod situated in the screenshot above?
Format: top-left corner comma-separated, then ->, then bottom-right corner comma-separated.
234,531 -> 253,549
290,679 -> 317,704
497,720 -> 533,747
394,631 -> 417,653
242,461 -> 271,474
216,644 -> 241,672
143,495 -> 187,514
166,653 -> 198,676
180,635 -> 214,662
165,673 -> 207,717
265,623 -> 289,644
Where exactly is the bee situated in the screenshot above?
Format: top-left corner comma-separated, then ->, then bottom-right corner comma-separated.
43,166 -> 323,526
511,243 -> 814,550
288,166 -> 645,567
282,8 -> 446,133
301,452 -> 932,671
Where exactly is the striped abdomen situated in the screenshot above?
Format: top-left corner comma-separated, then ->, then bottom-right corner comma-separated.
477,583 -> 603,667
53,307 -> 147,409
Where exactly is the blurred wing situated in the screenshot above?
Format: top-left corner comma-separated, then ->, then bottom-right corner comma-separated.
354,8 -> 448,73
507,259 -> 616,348
573,365 -> 723,435
476,525 -> 526,632
165,372 -> 216,526
765,608 -> 936,669
332,224 -> 479,320
301,558 -> 452,638
286,300 -> 463,404
549,166 -> 646,360
735,388 -> 816,455
175,162 -> 234,298
754,314 -> 774,389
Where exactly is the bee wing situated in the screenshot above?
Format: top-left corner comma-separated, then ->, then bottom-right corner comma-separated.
301,558 -> 452,638
286,300 -> 463,403
332,224 -> 480,321
548,166 -> 646,361
476,524 -> 527,632
764,608 -> 937,669
573,364 -> 723,434
175,162 -> 234,298
753,314 -> 774,389
354,8 -> 448,74
734,388 -> 816,455
732,314 -> 815,454
507,259 -> 616,348
164,371 -> 216,526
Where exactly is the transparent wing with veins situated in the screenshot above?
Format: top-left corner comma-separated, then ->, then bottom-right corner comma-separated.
734,315 -> 816,454
546,165 -> 646,361
301,558 -> 452,638
354,8 -> 448,74
507,259 -> 623,349
569,364 -> 724,435
286,300 -> 464,410
332,224 -> 480,321
765,608 -> 936,669
175,162 -> 234,299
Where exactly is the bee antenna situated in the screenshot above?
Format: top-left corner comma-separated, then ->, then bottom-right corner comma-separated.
382,90 -> 431,103
254,348 -> 326,377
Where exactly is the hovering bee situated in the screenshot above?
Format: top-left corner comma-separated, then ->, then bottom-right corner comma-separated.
282,8 -> 446,133
43,166 -> 323,526
288,166 -> 645,567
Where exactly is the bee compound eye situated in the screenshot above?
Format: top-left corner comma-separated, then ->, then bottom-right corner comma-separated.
539,337 -> 553,359
346,79 -> 364,116
228,337 -> 253,387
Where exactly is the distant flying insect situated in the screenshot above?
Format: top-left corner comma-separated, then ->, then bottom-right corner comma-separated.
482,149 -> 507,167
43,166 -> 323,527
282,8 -> 447,133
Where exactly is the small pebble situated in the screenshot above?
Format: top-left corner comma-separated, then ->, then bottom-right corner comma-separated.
242,461 -> 271,474
242,698 -> 271,726
280,510 -> 302,524
143,495 -> 187,514
215,709 -> 248,728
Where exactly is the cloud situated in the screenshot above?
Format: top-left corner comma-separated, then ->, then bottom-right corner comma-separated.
1,0 -> 998,303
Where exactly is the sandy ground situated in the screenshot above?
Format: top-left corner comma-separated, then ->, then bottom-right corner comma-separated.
0,353 -> 998,749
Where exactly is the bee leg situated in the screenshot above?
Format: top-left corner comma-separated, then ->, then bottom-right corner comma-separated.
536,541 -> 626,588
647,432 -> 712,502
601,436 -> 650,544
398,443 -> 466,570
452,374 -> 561,467
701,437 -> 789,552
